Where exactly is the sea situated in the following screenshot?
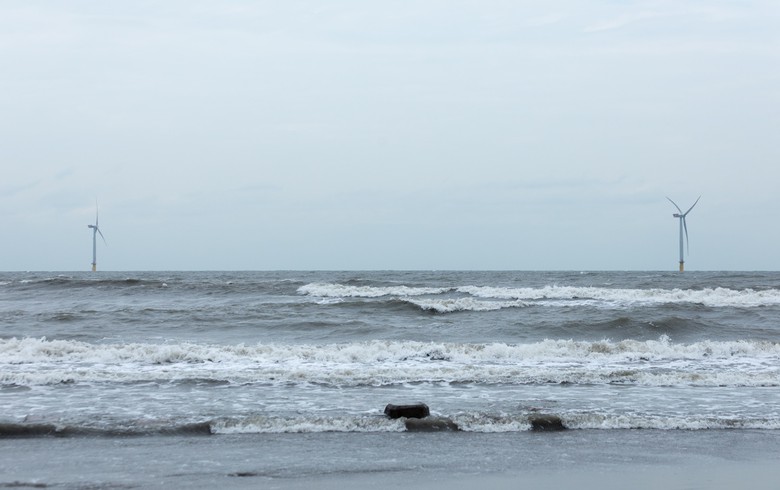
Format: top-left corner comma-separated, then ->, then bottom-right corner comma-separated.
1,270 -> 779,489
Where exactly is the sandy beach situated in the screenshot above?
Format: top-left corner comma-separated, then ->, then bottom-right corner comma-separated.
285,461 -> 780,490
2,429 -> 778,489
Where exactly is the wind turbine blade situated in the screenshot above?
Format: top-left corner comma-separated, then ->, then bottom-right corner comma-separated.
683,195 -> 701,216
97,228 -> 107,245
683,217 -> 690,254
666,197 -> 682,214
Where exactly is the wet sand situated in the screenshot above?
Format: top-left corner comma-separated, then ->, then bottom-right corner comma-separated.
2,430 -> 778,489
287,460 -> 780,490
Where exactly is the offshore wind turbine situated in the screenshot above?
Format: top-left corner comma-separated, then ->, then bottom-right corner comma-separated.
667,196 -> 700,272
87,202 -> 106,271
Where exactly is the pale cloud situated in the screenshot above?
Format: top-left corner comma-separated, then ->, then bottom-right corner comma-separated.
0,0 -> 778,270
583,1 -> 756,33
525,13 -> 566,27
583,10 -> 667,33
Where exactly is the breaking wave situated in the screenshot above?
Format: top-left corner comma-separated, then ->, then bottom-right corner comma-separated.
2,336 -> 778,388
298,283 -> 780,311
298,283 -> 452,298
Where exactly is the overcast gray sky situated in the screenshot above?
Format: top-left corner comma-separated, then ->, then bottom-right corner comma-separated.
2,0 -> 778,271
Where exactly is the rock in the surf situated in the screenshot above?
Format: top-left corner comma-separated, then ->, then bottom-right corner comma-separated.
404,417 -> 460,432
384,403 -> 430,419
529,414 -> 566,431
0,423 -> 58,437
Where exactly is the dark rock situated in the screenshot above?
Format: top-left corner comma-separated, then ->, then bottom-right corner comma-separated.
169,422 -> 213,435
529,414 -> 566,431
404,417 -> 460,432
0,423 -> 58,437
384,403 -> 430,419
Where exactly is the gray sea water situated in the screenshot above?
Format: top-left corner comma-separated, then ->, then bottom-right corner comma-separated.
1,271 -> 779,488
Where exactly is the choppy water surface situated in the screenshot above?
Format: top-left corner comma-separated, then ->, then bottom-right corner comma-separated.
1,271 -> 779,436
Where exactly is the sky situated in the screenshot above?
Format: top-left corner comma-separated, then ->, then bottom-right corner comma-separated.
1,0 -> 779,271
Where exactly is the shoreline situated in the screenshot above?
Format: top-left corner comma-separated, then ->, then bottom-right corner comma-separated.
2,430 -> 779,489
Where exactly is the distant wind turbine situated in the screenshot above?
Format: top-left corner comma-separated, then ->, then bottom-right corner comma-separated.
666,196 -> 700,272
87,202 -> 106,271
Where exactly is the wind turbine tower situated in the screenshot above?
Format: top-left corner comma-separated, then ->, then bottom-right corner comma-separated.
87,202 -> 106,271
667,196 -> 700,272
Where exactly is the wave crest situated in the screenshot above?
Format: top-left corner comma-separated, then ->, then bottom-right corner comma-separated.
2,337 -> 778,388
298,282 -> 780,310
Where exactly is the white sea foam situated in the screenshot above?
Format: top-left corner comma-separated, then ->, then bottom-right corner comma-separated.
4,411 -> 778,435
298,283 -> 451,298
209,412 -> 780,433
563,412 -> 780,431
459,285 -> 780,308
2,337 -> 778,388
212,415 -> 405,434
297,282 -> 780,309
403,297 -> 529,313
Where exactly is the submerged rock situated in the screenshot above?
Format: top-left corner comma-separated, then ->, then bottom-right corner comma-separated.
529,414 -> 566,431
404,417 -> 460,432
384,403 -> 430,419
